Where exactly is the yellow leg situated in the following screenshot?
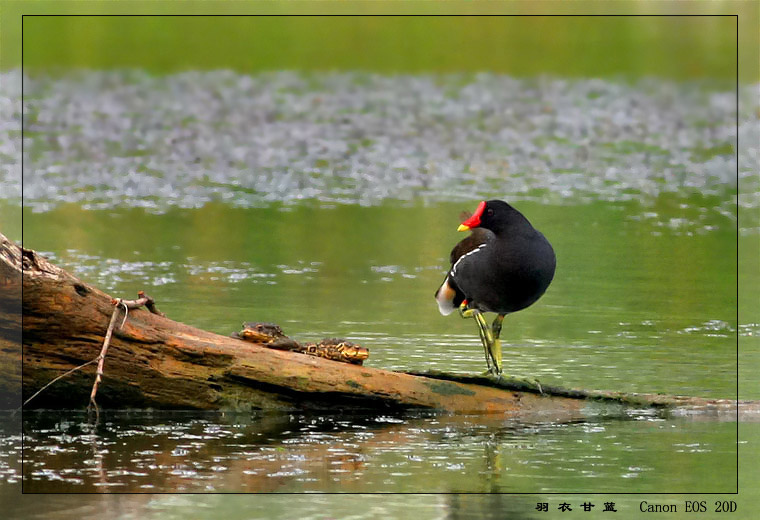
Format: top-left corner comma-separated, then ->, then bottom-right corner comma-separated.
489,314 -> 505,375
492,314 -> 505,339
490,313 -> 543,392
490,337 -> 502,375
474,312 -> 500,374
460,309 -> 541,390
459,302 -> 500,374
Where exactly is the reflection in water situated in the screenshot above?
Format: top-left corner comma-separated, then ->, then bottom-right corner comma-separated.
17,408 -> 736,494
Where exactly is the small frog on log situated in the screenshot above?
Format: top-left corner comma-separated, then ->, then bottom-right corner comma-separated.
232,322 -> 369,366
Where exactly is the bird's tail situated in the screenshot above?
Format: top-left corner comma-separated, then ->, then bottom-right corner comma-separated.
434,276 -> 460,316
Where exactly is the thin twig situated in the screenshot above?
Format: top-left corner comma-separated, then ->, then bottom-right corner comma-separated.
88,301 -> 125,420
119,300 -> 129,328
19,290 -> 163,417
20,357 -> 98,410
138,290 -> 166,317
111,296 -> 148,309
112,292 -> 164,316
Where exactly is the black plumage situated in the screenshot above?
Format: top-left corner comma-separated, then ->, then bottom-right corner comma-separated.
435,200 -> 556,374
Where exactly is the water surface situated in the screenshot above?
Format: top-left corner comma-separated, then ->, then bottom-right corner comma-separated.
1,68 -> 755,509
17,409 -> 738,494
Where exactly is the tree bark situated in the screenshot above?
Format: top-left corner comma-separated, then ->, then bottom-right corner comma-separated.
1,232 -> 750,417
0,233 -> 22,409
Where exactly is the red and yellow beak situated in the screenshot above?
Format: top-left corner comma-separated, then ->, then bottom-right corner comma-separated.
457,201 -> 486,231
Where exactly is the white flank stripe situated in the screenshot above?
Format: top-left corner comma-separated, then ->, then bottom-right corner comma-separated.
450,244 -> 486,278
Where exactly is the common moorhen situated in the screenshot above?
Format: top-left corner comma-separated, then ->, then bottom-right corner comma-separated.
435,200 -> 556,375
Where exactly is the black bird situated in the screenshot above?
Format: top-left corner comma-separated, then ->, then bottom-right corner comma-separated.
435,200 -> 556,375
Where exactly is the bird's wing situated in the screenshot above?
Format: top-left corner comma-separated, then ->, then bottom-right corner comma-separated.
449,228 -> 492,266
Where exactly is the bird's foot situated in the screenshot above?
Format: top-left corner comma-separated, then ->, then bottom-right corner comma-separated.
458,301 -> 476,319
482,365 -> 504,380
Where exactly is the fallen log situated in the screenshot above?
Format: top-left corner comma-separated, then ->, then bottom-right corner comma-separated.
0,232 -> 750,417
0,233 -> 22,409
3,231 -> 565,413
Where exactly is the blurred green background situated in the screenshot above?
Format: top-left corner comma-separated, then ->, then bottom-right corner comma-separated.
1,1 -> 757,82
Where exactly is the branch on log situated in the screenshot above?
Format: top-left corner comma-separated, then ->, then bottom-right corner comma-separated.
87,301 -> 124,418
0,231 -> 752,418
119,291 -> 165,316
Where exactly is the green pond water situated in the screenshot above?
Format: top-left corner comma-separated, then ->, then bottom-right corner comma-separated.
1,11 -> 757,507
17,199 -> 741,399
2,202 -> 757,512
6,196 -> 752,502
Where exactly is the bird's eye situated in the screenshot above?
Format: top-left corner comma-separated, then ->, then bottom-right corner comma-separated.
486,208 -> 494,217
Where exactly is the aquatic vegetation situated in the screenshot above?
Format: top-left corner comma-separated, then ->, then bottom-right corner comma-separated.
2,70 -> 753,214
